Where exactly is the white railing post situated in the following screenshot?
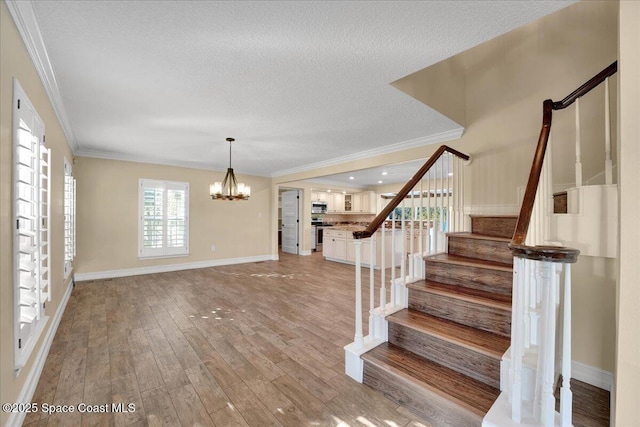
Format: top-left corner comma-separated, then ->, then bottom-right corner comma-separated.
368,237 -> 375,339
560,264 -> 573,427
510,256 -> 525,423
575,97 -> 583,186
380,221 -> 386,315
604,77 -> 613,185
539,261 -> 557,427
353,240 -> 364,349
391,209 -> 396,307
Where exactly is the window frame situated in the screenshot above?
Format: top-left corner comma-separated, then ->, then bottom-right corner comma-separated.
138,179 -> 190,259
13,79 -> 50,371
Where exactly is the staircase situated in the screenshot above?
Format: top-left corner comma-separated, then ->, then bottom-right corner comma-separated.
361,216 -> 516,426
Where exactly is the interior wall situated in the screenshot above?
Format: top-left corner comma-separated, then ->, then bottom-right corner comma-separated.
75,157 -> 272,275
0,2 -> 75,424
615,0 -> 640,423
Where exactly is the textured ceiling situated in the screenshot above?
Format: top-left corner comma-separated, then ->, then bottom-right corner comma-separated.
30,1 -> 573,177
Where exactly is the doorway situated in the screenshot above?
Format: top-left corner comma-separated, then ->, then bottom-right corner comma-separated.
281,190 -> 300,254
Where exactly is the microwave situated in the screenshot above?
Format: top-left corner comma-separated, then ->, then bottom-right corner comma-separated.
311,201 -> 327,214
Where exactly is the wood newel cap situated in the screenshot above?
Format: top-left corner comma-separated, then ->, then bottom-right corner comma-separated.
353,230 -> 373,239
509,244 -> 579,263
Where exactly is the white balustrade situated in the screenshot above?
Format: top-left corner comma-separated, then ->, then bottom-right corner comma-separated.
345,148 -> 469,384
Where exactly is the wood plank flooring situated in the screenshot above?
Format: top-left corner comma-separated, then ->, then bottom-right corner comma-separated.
23,252 -> 431,427
23,251 -> 610,427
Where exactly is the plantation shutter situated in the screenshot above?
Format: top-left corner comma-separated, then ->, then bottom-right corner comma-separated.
13,79 -> 50,370
64,159 -> 76,278
139,179 -> 189,258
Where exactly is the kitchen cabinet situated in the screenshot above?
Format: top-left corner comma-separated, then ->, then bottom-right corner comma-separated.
323,229 -> 346,259
348,191 -> 377,214
327,193 -> 345,213
311,191 -> 328,202
324,228 -> 402,268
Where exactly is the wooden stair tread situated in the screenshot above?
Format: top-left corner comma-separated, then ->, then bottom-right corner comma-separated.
363,342 -> 500,415
388,309 -> 510,358
447,232 -> 511,243
408,280 -> 512,308
424,253 -> 513,272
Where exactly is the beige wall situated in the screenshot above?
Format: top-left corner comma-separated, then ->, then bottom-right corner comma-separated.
75,157 -> 272,275
615,1 -> 640,424
0,2 -> 75,424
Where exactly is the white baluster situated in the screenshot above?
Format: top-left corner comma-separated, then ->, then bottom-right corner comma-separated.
410,188 -> 415,277
369,237 -> 375,339
604,77 -> 613,185
391,209 -> 396,307
354,240 -> 364,349
511,256 -> 525,423
419,180 -> 424,256
427,170 -> 433,254
575,97 -> 583,186
401,198 -> 406,285
380,221 -> 386,316
540,261 -> 557,427
561,263 -> 573,426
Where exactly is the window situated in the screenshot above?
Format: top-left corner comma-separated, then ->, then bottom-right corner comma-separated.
63,158 -> 76,278
138,179 -> 189,258
13,79 -> 50,370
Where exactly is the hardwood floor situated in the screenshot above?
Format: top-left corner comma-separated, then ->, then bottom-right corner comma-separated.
24,251 -> 610,427
24,252 -> 431,427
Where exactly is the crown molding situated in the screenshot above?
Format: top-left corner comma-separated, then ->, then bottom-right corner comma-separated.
6,0 -> 78,152
74,148 -> 267,177
271,127 -> 464,178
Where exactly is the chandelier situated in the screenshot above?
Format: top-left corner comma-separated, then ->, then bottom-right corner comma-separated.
210,137 -> 251,200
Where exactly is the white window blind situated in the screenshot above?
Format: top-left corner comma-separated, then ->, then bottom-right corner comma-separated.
139,179 -> 189,258
13,79 -> 50,370
63,158 -> 76,278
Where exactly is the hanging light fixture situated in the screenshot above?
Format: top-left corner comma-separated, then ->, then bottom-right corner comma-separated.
210,137 -> 251,200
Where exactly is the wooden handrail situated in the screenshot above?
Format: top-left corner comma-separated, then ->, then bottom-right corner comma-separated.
353,145 -> 469,239
511,61 -> 618,250
552,62 -> 617,110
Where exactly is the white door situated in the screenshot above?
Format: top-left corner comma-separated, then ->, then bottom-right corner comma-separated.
281,191 -> 299,254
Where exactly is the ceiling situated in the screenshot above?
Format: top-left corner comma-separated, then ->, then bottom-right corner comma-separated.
26,1 -> 573,177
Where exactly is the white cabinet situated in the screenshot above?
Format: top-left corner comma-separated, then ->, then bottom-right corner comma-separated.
327,193 -> 345,213
346,191 -> 377,214
323,229 -> 346,259
325,229 -> 402,268
311,191 -> 328,202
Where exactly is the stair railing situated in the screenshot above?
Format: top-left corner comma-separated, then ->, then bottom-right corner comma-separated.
344,145 -> 470,382
499,61 -> 617,427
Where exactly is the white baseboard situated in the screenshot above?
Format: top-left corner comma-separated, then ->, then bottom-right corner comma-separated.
75,254 -> 277,282
572,360 -> 613,391
300,250 -> 312,256
7,279 -> 74,427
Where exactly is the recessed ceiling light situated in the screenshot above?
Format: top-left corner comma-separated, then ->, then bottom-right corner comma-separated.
327,189 -> 332,193
448,172 -> 453,176
378,180 -> 383,184
349,176 -> 355,180
381,171 -> 388,176
342,191 -> 346,194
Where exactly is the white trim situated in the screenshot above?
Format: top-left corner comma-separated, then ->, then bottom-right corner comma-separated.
5,0 -> 78,152
572,360 -> 613,391
300,250 -> 312,256
6,279 -> 73,427
271,128 -> 465,178
465,204 -> 520,216
74,255 -> 276,282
